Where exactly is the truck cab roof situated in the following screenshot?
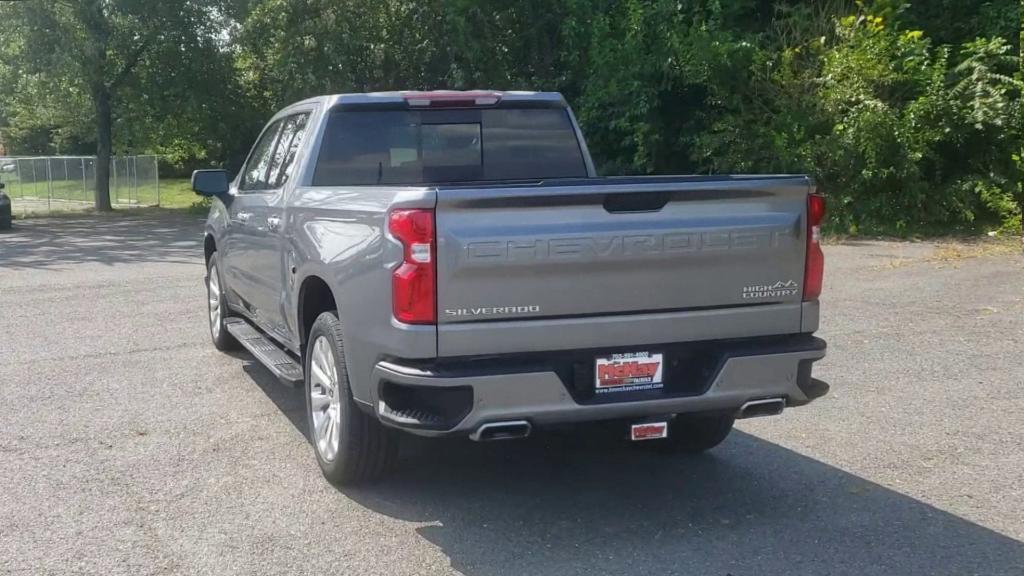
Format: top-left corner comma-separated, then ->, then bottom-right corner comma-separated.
286,90 -> 568,112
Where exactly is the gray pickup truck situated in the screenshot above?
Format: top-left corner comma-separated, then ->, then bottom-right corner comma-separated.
193,90 -> 828,485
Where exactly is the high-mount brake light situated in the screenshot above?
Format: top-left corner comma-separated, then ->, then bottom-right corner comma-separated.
803,193 -> 826,301
388,209 -> 436,324
403,91 -> 502,108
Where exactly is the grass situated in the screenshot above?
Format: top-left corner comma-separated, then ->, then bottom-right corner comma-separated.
148,178 -> 198,209
927,237 -> 1021,261
868,234 -> 1020,271
3,177 -> 204,217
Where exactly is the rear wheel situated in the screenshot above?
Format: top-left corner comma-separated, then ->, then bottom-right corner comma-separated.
306,311 -> 398,485
206,253 -> 239,351
643,413 -> 735,454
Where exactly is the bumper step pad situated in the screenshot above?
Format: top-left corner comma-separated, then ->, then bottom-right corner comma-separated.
224,318 -> 303,387
378,403 -> 446,429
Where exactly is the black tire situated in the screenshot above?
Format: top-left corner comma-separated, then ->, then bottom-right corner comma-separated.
305,311 -> 399,485
206,252 -> 240,351
643,412 -> 735,454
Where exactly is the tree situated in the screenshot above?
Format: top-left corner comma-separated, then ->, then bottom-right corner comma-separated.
0,0 -> 239,210
1,0 -> 1019,233
1018,0 -> 1023,249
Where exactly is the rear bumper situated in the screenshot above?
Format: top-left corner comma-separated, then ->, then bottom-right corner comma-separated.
369,334 -> 828,437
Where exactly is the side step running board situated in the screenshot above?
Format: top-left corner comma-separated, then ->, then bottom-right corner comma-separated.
224,318 -> 303,387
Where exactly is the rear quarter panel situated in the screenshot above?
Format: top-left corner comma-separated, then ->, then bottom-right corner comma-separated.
285,185 -> 436,404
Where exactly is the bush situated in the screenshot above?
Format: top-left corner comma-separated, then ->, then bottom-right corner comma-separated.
649,4 -> 1022,235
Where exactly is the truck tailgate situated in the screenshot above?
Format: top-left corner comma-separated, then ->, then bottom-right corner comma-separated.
435,176 -> 811,356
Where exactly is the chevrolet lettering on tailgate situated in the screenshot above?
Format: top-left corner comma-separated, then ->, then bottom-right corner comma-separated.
464,228 -> 794,264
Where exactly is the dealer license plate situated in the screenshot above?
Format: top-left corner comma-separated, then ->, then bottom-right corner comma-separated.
594,351 -> 664,394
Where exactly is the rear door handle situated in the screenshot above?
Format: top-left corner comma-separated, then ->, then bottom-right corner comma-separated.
267,216 -> 281,232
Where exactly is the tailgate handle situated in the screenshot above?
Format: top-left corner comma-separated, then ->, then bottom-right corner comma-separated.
603,192 -> 670,213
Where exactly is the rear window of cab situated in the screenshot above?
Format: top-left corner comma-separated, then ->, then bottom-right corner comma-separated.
312,108 -> 587,185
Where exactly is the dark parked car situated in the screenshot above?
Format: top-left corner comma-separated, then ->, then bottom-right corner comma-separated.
0,182 -> 11,230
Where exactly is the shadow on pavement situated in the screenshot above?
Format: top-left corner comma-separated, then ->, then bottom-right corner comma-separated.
241,360 -> 1024,576
0,213 -> 204,269
242,361 -> 309,440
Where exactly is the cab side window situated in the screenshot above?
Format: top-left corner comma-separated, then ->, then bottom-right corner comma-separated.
240,119 -> 285,192
267,113 -> 310,189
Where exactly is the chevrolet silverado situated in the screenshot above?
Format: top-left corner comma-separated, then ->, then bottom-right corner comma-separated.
193,90 -> 829,485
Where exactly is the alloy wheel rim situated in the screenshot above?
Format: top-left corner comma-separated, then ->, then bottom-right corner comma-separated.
309,335 -> 341,462
208,265 -> 221,338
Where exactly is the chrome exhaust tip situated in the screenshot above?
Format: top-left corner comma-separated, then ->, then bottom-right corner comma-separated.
470,420 -> 532,442
738,397 -> 786,419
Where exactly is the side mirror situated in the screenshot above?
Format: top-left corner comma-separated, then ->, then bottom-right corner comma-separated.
192,169 -> 230,197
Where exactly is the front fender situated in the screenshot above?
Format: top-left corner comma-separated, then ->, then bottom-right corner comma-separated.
205,198 -> 230,244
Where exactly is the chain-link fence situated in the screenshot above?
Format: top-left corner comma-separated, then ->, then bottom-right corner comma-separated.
0,155 -> 160,216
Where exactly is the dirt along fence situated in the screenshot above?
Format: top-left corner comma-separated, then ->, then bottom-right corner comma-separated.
0,156 -> 161,216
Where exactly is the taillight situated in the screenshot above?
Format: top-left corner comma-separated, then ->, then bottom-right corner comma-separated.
389,209 -> 436,324
803,193 -> 826,301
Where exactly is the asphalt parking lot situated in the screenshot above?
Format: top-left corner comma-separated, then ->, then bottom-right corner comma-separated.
1,213 -> 1022,575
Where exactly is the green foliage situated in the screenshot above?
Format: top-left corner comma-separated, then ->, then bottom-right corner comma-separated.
1,0 -> 1020,233
678,1 -> 1021,234
1018,4 -> 1024,236
0,1 -> 249,166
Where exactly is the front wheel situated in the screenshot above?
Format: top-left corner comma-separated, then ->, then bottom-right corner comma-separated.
305,311 -> 398,485
206,253 -> 239,351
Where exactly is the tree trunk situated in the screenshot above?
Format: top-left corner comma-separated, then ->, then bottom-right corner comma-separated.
93,85 -> 113,212
78,0 -> 114,212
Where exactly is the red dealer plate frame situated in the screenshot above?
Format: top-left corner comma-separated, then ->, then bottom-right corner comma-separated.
594,351 -> 664,394
631,421 -> 669,441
